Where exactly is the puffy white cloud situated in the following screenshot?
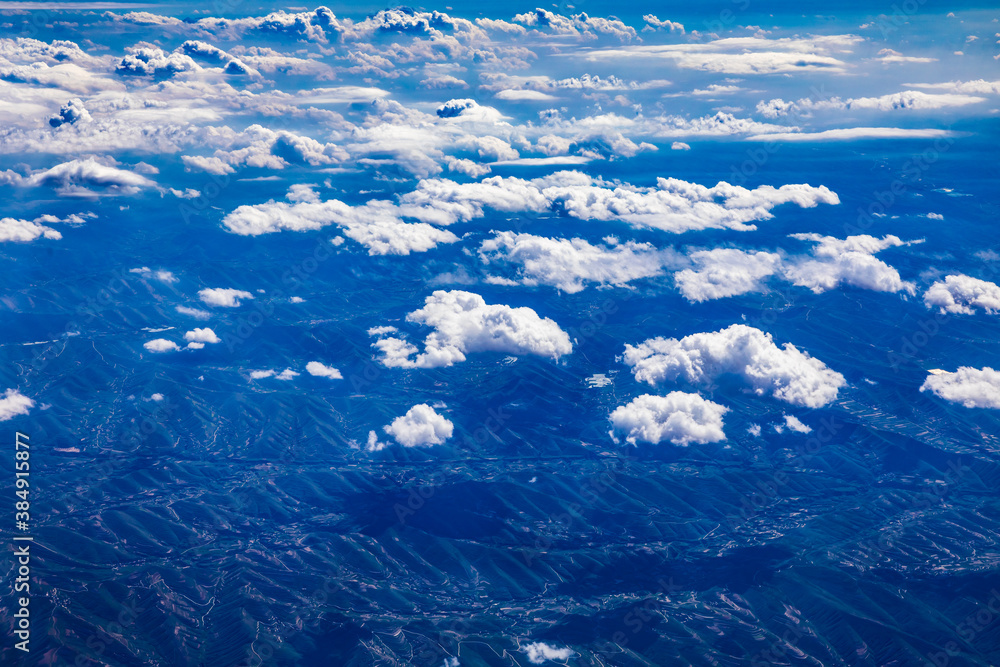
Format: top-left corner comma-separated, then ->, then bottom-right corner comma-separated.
0,37 -> 104,67
550,176 -> 838,233
513,9 -> 636,41
198,288 -> 253,307
0,218 -> 62,242
624,324 -> 845,408
116,47 -> 199,77
286,184 -> 320,204
920,367 -> 1000,409
183,124 -> 348,174
784,233 -> 916,294
184,327 -> 220,349
375,403 -> 454,449
181,156 -> 233,175
610,392 -> 727,445
144,338 -> 180,353
179,40 -> 259,76
756,98 -> 796,119
49,97 -> 91,128
397,171 -> 839,234
22,158 -> 155,196
642,15 -> 684,33
640,111 -> 795,138
455,135 -> 520,161
671,141 -> 690,150
524,642 -> 573,664
222,195 -> 459,256
434,98 -> 506,122
0,389 -> 33,422
305,361 -> 342,379
783,414 -> 812,433
674,248 -> 781,302
478,232 -> 677,293
444,156 -> 491,178
109,7 -> 345,42
474,17 -> 527,34
419,75 -> 469,89
923,274 -> 1000,314
371,290 -> 571,368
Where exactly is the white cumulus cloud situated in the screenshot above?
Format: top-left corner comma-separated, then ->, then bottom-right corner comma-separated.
0,217 -> 62,242
478,232 -> 676,293
783,414 -> 812,433
306,361 -> 342,379
920,367 -> 1000,409
144,338 -> 180,353
198,288 -> 254,307
371,290 -> 571,368
377,403 -> 454,449
0,389 -> 33,421
784,233 -> 916,294
624,324 -> 845,407
524,642 -> 573,664
610,392 -> 727,445
398,171 -> 839,234
923,274 -> 1000,314
184,327 -> 220,349
222,190 -> 459,256
674,248 -> 782,302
